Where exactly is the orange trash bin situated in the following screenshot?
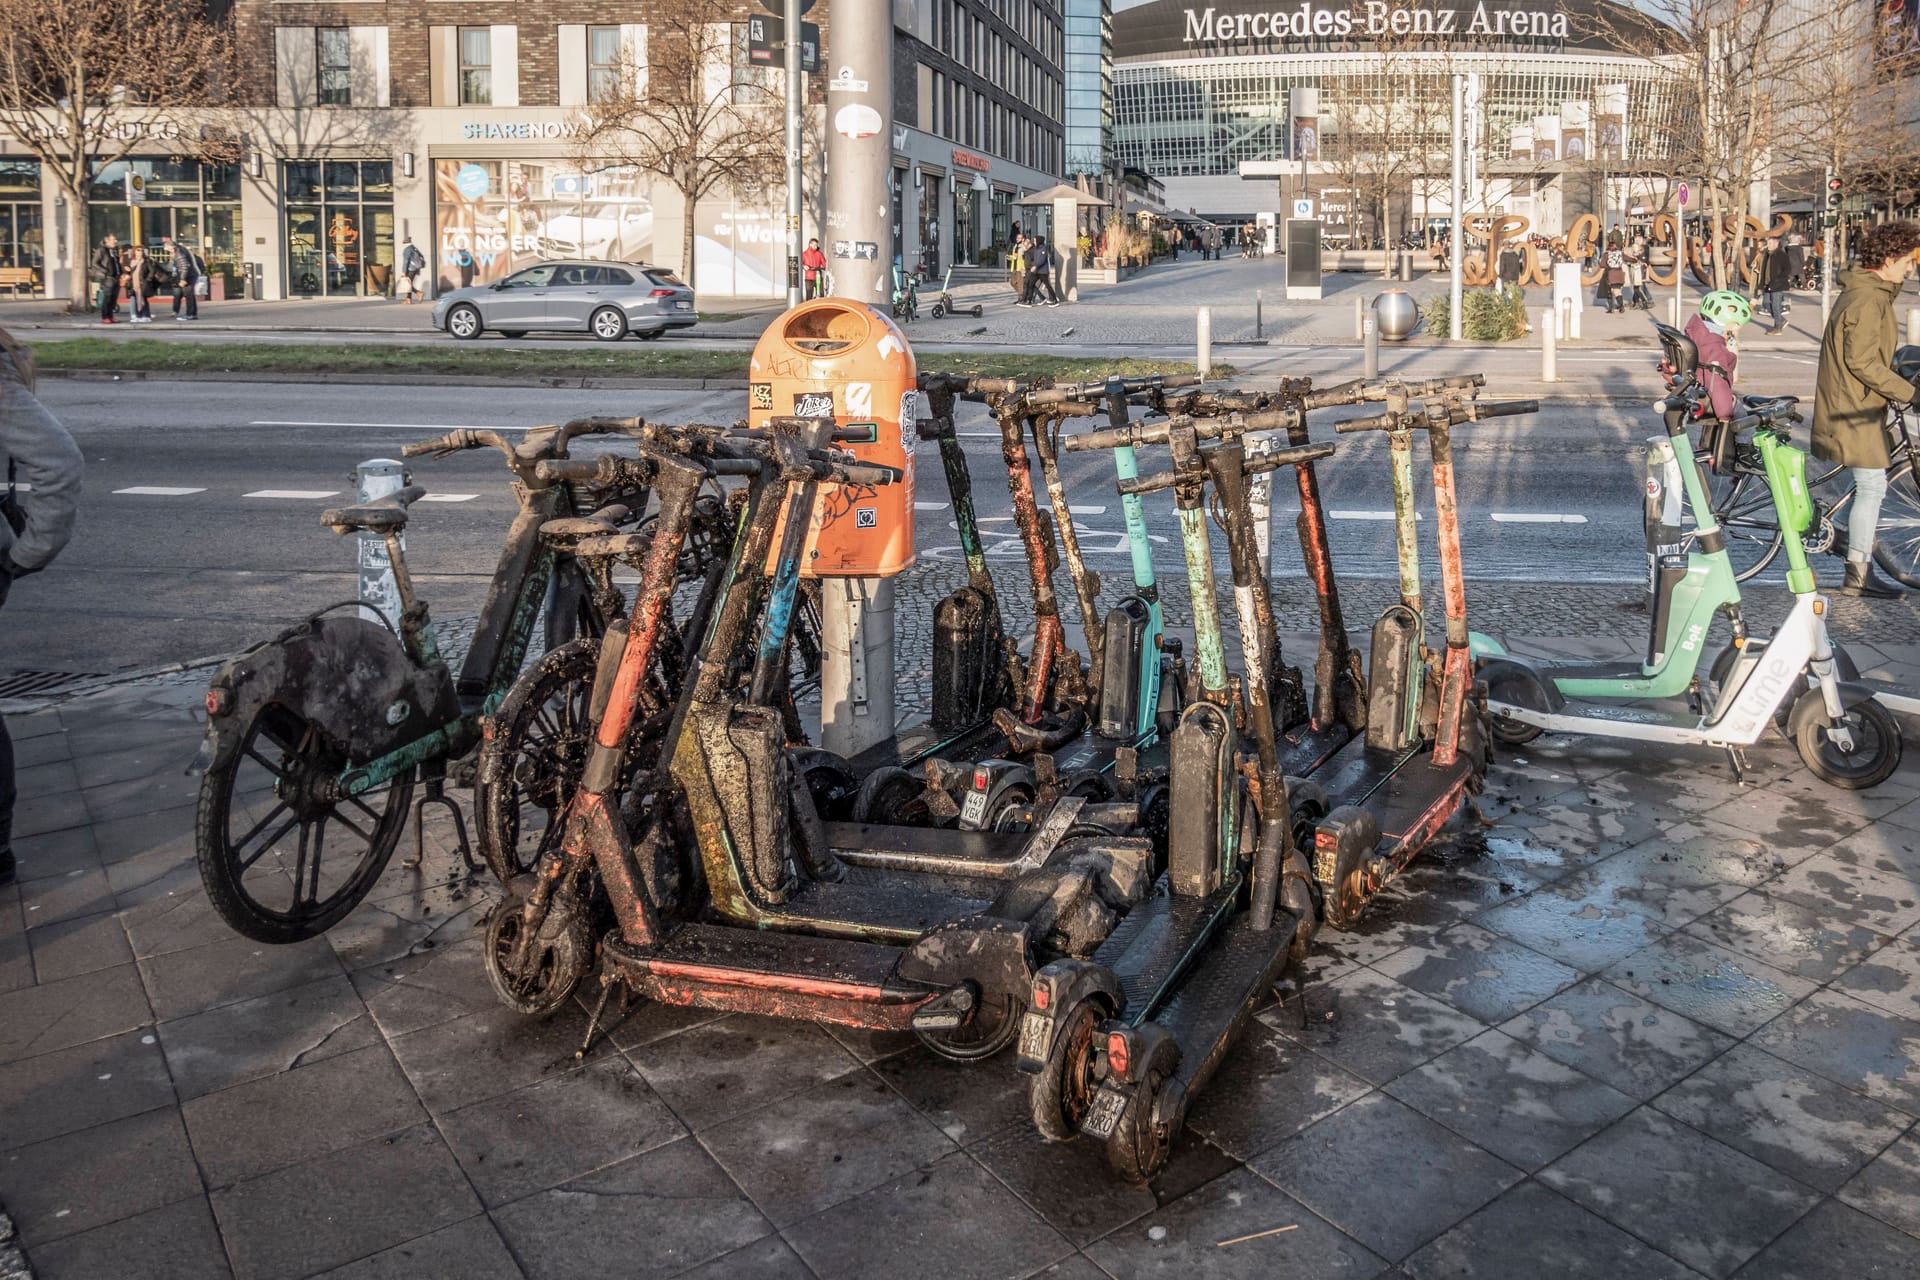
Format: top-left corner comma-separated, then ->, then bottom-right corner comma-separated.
748,299 -> 917,577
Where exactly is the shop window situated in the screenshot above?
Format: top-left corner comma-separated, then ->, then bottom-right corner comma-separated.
459,27 -> 493,106
588,26 -> 623,103
318,29 -> 352,106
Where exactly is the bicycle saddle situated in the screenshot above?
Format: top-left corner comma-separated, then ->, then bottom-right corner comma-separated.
538,505 -> 632,545
322,485 -> 426,536
1742,393 -> 1799,409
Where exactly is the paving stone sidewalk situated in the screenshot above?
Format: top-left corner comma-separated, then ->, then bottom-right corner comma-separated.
6,633 -> 1920,1277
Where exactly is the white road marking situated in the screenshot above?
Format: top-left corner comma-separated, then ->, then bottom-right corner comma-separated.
244,489 -> 339,500
1491,512 -> 1589,524
419,493 -> 480,503
914,501 -> 949,511
113,486 -> 206,496
247,420 -> 529,431
1068,504 -> 1107,515
1330,509 -> 1400,520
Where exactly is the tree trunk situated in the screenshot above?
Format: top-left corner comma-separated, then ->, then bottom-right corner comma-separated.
67,194 -> 92,313
681,188 -> 698,290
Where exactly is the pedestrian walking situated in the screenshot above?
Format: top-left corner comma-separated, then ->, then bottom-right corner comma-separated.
91,234 -> 121,323
1627,248 -> 1652,309
801,238 -> 828,299
1018,237 -> 1060,307
399,236 -> 426,303
1812,220 -> 1920,599
125,245 -> 156,322
1496,241 -> 1522,287
1600,242 -> 1627,313
0,327 -> 84,887
1756,235 -> 1792,333
1433,234 -> 1450,273
164,236 -> 199,320
1786,232 -> 1808,290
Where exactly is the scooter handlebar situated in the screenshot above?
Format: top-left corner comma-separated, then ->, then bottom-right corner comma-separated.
1022,372 -> 1205,405
1334,397 -> 1537,434
1116,440 -> 1334,494
813,460 -> 902,487
1303,374 -> 1486,409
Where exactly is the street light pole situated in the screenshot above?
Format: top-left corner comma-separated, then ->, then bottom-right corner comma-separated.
1449,73 -> 1464,340
783,0 -> 803,307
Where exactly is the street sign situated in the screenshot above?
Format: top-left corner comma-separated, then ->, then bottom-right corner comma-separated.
1292,198 -> 1313,218
124,173 -> 147,206
1676,181 -> 1689,208
748,16 -> 820,71
759,0 -> 814,14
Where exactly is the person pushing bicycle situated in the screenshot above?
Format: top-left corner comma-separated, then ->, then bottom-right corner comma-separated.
1813,220 -> 1920,600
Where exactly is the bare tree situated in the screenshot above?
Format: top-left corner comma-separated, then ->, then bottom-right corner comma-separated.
569,0 -> 787,289
0,0 -> 232,308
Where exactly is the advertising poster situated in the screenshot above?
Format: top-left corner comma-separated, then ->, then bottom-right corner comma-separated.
1510,126 -> 1533,161
433,160 -> 654,291
1532,114 -> 1560,162
694,197 -> 782,297
1594,83 -> 1629,161
1560,101 -> 1589,163
1292,115 -> 1320,162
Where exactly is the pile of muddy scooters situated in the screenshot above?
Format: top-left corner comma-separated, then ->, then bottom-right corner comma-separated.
453,361 -> 1530,1183
190,306 -> 1901,1184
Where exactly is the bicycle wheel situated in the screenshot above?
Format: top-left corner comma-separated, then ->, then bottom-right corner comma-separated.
1872,461 -> 1920,588
1698,469 -> 1782,582
476,638 -> 603,885
196,703 -> 413,944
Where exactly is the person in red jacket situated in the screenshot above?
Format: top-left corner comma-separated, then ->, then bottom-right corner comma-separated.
802,239 -> 828,299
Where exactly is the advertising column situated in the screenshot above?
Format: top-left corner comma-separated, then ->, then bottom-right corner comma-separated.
821,0 -> 896,757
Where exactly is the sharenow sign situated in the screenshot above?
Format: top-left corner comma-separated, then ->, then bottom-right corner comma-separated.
1181,3 -> 1573,42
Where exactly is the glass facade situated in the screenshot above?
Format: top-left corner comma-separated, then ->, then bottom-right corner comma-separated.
1115,53 -> 1682,180
1064,0 -> 1114,178
88,157 -> 243,295
432,159 -> 654,292
0,161 -> 43,292
283,159 -> 394,296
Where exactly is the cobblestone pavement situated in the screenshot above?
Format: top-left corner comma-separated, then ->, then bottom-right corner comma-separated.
6,592 -> 1920,1278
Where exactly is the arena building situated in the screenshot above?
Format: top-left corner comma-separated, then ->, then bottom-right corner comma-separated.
1112,0 -> 1687,240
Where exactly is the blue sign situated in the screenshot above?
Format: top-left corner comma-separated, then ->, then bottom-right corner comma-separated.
553,174 -> 592,197
455,164 -> 491,199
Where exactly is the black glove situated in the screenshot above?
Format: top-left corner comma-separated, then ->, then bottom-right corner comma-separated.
0,563 -> 12,611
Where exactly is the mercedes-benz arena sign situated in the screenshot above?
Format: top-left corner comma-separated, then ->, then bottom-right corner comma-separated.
1116,0 -> 1670,59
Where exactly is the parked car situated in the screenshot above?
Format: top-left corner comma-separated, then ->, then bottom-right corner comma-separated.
432,260 -> 696,341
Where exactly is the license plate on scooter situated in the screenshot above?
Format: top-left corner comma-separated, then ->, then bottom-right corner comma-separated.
1081,1085 -> 1129,1140
1017,1013 -> 1050,1064
958,788 -> 988,829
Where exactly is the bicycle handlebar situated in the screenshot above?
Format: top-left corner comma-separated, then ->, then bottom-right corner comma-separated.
1334,397 -> 1538,434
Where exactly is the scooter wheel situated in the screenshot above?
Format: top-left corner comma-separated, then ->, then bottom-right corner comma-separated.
917,991 -> 1021,1062
1104,1072 -> 1173,1185
851,766 -> 931,826
930,302 -> 946,319
1793,688 -> 1901,790
1482,669 -> 1545,745
1029,999 -> 1105,1141
484,890 -> 596,1016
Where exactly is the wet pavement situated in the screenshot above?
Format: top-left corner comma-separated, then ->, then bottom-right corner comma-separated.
5,615 -> 1920,1279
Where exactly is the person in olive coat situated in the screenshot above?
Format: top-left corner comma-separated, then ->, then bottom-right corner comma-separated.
1812,221 -> 1920,598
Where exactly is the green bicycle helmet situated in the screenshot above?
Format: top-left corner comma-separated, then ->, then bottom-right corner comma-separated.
1698,290 -> 1752,328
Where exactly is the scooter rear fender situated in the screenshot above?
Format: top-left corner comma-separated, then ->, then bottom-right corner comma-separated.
193,613 -> 459,777
1473,656 -> 1566,715
1017,958 -> 1123,1073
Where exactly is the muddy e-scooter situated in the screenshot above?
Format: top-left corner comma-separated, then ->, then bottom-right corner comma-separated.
1014,421 -> 1341,1182
1474,393 -> 1902,788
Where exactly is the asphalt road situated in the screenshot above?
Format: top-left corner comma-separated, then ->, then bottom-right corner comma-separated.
0,377 -> 1710,678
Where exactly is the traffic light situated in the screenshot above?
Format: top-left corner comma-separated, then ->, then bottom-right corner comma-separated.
1827,175 -> 1843,209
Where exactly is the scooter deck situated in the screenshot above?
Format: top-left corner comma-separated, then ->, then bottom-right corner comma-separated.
1278,722 -> 1354,777
1148,908 -> 1296,1093
736,873 -> 993,942
1093,877 -> 1243,1020
604,924 -> 932,1030
1310,745 -> 1474,846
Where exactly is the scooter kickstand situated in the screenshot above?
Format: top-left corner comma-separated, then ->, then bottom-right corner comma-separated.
406,777 -> 479,876
576,970 -> 628,1060
1723,745 -> 1751,785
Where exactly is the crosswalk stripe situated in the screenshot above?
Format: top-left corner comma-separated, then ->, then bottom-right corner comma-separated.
1491,512 -> 1589,524
419,493 -> 480,503
113,486 -> 206,496
244,489 -> 339,499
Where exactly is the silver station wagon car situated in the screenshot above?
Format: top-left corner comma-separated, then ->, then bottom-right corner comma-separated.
433,260 -> 697,341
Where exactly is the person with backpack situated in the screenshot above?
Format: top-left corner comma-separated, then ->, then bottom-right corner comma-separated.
399,236 -> 426,303
1018,236 -> 1060,307
0,327 -> 84,886
164,236 -> 199,319
91,234 -> 121,323
1813,220 -> 1920,599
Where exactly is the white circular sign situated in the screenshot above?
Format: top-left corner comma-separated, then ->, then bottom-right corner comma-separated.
833,104 -> 883,140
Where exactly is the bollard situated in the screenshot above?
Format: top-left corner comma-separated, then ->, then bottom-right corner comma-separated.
1363,311 -> 1380,378
1909,306 -> 1919,348
1669,295 -> 1681,327
1540,309 -> 1557,383
354,458 -> 407,625
1255,289 -> 1263,340
1557,297 -> 1570,342
1355,293 -> 1366,340
1570,302 -> 1582,342
1197,306 -> 1212,377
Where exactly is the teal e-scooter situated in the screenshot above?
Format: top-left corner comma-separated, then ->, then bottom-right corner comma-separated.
1473,333 -> 1900,788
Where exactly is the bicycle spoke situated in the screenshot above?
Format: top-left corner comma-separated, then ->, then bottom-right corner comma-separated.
346,794 -> 385,824
230,799 -> 292,857
331,807 -> 375,845
289,820 -> 313,907
235,811 -> 301,871
242,746 -> 296,779
301,816 -> 328,907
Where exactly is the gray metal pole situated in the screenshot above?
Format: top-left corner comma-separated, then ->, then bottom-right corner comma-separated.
784,0 -> 803,307
1821,164 -> 1835,331
1449,74 -> 1464,341
822,0 -> 895,758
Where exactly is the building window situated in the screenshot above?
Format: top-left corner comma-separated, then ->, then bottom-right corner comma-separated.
588,26 -> 622,103
459,27 -> 492,105
317,29 -> 352,106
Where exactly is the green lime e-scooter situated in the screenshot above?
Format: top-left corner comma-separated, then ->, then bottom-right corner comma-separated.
1473,329 -> 1900,788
